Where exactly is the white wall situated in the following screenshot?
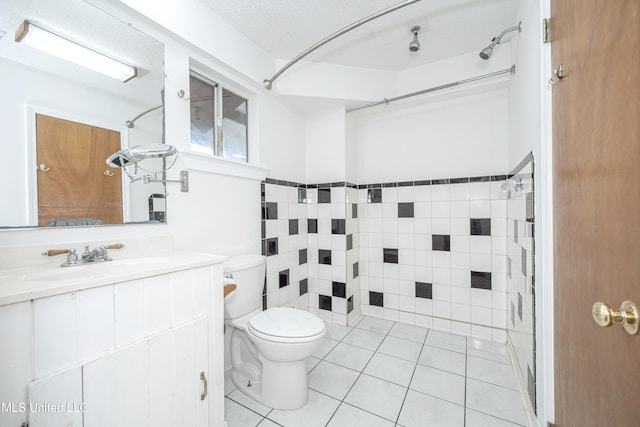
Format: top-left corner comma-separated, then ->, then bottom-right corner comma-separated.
305,108 -> 347,183
354,85 -> 509,183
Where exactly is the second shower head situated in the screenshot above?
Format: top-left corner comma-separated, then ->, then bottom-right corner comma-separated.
479,21 -> 522,60
409,25 -> 420,52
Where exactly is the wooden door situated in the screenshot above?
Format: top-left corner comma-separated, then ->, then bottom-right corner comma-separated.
36,114 -> 123,225
552,1 -> 640,425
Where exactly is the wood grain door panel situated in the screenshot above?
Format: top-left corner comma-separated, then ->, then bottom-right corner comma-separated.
36,114 -> 123,225
552,1 -> 640,425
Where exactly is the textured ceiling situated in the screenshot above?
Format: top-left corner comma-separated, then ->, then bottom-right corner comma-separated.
197,0 -> 519,71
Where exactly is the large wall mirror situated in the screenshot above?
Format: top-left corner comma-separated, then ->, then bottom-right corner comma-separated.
0,0 -> 165,228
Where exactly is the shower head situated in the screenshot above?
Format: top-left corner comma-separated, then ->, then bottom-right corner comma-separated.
479,21 -> 522,60
409,26 -> 420,52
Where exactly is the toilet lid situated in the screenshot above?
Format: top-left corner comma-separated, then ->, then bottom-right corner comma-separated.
249,307 -> 325,339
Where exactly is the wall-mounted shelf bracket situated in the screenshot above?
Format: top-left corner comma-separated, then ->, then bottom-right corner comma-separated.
143,170 -> 189,192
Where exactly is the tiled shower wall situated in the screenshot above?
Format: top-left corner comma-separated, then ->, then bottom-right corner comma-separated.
505,153 -> 536,412
356,177 -> 509,342
262,174 -> 512,342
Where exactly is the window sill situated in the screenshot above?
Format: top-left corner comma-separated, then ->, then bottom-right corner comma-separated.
177,150 -> 269,181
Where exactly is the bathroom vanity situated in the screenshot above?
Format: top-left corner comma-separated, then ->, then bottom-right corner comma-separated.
0,238 -> 226,427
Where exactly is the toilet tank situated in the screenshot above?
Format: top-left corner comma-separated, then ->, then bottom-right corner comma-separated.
223,254 -> 266,320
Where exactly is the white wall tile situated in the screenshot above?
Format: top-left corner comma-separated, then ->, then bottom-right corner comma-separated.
470,182 -> 492,200
431,185 -> 450,201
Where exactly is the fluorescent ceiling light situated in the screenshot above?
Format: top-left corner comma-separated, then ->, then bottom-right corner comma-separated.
15,21 -> 137,82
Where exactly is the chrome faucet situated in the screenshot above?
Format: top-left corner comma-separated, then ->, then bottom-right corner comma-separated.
42,243 -> 124,267
82,245 -> 109,261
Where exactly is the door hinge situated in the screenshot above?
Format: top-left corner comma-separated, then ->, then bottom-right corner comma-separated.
547,422 -> 557,427
543,18 -> 551,43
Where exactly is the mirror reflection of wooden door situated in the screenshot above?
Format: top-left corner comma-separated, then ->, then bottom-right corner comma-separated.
552,0 -> 640,425
36,114 -> 123,225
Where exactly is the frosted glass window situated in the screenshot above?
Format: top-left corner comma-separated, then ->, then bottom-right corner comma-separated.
189,73 -> 248,162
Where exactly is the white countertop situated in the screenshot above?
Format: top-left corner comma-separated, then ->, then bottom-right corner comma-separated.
0,251 -> 226,306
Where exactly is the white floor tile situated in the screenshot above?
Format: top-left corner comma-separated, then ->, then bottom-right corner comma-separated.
324,323 -> 352,341
387,322 -> 428,343
410,364 -> 465,406
306,356 -> 322,373
397,390 -> 464,427
267,389 -> 340,427
312,338 -> 340,358
327,403 -> 395,427
227,389 -> 272,416
377,335 -> 422,362
308,361 -> 360,400
344,374 -> 406,422
467,356 -> 518,390
424,330 -> 467,354
257,418 -> 281,427
324,342 -> 374,372
225,397 -> 264,427
342,328 -> 386,350
363,352 -> 416,387
466,378 -> 528,425
354,316 -> 394,334
467,337 -> 510,364
466,408 -> 526,426
418,345 -> 466,376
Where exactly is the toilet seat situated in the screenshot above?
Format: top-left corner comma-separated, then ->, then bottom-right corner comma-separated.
248,307 -> 325,343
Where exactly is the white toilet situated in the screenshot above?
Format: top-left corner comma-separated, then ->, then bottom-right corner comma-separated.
223,254 -> 326,410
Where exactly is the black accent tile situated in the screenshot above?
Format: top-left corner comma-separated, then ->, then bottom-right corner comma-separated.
432,235 -> 451,252
470,218 -> 492,236
262,294 -> 267,311
318,188 -> 331,203
522,247 -> 528,277
261,182 -> 265,201
507,257 -> 512,279
289,219 -> 299,235
319,249 -> 332,265
261,221 -> 266,239
518,292 -> 523,321
383,182 -> 398,187
383,248 -> 398,263
347,296 -> 354,313
369,291 -> 384,307
470,176 -> 491,182
308,218 -> 318,233
432,179 -> 450,185
263,202 -> 278,220
317,183 -> 331,188
332,282 -> 346,298
471,271 -> 492,290
398,181 -> 414,187
319,295 -> 332,311
511,301 -> 516,326
491,175 -> 508,181
265,178 -> 278,184
332,219 -> 346,234
352,203 -> 358,218
263,238 -> 278,256
353,262 -> 359,278
367,183 -> 382,189
368,188 -> 382,203
398,202 -> 414,218
415,282 -> 433,299
298,188 -> 307,203
331,182 -> 345,187
299,249 -> 307,265
450,177 -> 469,184
526,193 -> 534,222
514,220 -> 518,241
279,269 -> 289,288
347,234 -> 353,251
414,180 -> 431,186
527,365 -> 536,411
299,279 -> 308,296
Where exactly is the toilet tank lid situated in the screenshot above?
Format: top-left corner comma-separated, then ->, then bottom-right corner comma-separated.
223,254 -> 266,273
249,307 -> 325,339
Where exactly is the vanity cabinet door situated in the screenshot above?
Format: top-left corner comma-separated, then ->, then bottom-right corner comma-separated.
27,367 -> 83,427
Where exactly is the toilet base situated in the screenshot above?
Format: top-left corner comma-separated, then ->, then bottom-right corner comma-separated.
232,356 -> 309,410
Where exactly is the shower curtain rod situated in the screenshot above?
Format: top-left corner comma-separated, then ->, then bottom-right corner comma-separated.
346,65 -> 516,113
263,0 -> 422,90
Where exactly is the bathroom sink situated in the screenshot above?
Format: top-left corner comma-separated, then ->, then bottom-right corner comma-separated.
20,257 -> 169,282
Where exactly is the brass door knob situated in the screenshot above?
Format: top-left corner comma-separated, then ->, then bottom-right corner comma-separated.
592,301 -> 639,335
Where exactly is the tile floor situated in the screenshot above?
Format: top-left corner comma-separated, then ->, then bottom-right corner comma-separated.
224,316 -> 529,427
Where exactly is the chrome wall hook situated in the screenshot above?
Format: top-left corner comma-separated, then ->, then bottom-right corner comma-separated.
548,64 -> 565,85
103,169 -> 114,177
37,163 -> 50,172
